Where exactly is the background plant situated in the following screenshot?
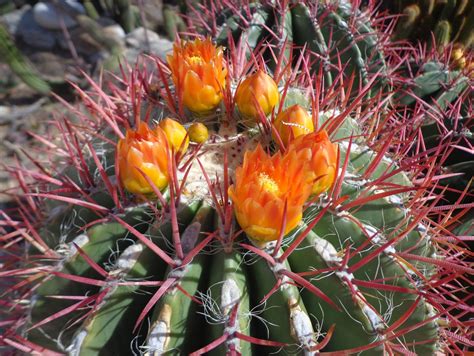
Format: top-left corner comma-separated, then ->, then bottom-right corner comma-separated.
378,0 -> 473,53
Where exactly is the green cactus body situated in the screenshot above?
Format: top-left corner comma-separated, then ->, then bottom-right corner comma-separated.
27,208 -> 153,350
396,61 -> 470,108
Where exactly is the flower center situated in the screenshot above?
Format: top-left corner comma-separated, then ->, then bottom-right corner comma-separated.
187,56 -> 204,66
258,173 -> 279,195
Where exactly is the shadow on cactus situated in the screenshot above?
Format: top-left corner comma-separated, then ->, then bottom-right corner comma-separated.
0,37 -> 472,355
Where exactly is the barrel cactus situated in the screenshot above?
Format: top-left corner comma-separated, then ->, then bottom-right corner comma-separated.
0,37 -> 472,355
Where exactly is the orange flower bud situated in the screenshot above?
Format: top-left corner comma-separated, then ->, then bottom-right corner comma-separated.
288,130 -> 338,196
159,118 -> 189,154
117,122 -> 169,195
167,38 -> 227,113
235,70 -> 279,121
228,145 -> 312,245
272,105 -> 314,147
188,122 -> 209,143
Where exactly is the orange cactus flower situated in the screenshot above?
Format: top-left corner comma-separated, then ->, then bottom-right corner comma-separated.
167,38 -> 227,113
228,145 -> 312,245
288,130 -> 338,196
159,118 -> 189,155
273,104 -> 314,147
235,70 -> 279,121
117,122 -> 169,195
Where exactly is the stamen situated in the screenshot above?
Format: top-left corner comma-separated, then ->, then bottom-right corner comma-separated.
188,56 -> 204,66
258,173 -> 279,194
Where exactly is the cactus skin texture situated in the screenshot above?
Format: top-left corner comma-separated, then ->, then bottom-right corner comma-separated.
380,0 -> 474,50
1,38 -> 472,355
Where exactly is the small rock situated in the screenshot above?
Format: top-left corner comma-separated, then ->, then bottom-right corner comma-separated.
33,0 -> 84,30
125,27 -> 172,61
125,27 -> 160,48
103,24 -> 126,43
16,8 -> 57,49
1,6 -> 60,49
0,106 -> 10,118
0,5 -> 30,35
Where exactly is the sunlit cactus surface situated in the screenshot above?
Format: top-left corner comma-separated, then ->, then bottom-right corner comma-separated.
0,30 -> 472,356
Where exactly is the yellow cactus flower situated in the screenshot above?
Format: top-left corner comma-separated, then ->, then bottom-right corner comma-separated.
288,130 -> 338,196
450,44 -> 473,72
228,145 -> 312,245
272,105 -> 314,147
117,122 -> 169,195
167,38 -> 227,113
188,122 -> 209,143
159,118 -> 189,154
235,70 -> 279,121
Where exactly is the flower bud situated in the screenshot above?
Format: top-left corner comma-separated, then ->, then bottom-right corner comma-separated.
118,122 -> 169,195
235,70 -> 279,121
188,122 -> 209,144
273,105 -> 314,147
159,118 -> 189,154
